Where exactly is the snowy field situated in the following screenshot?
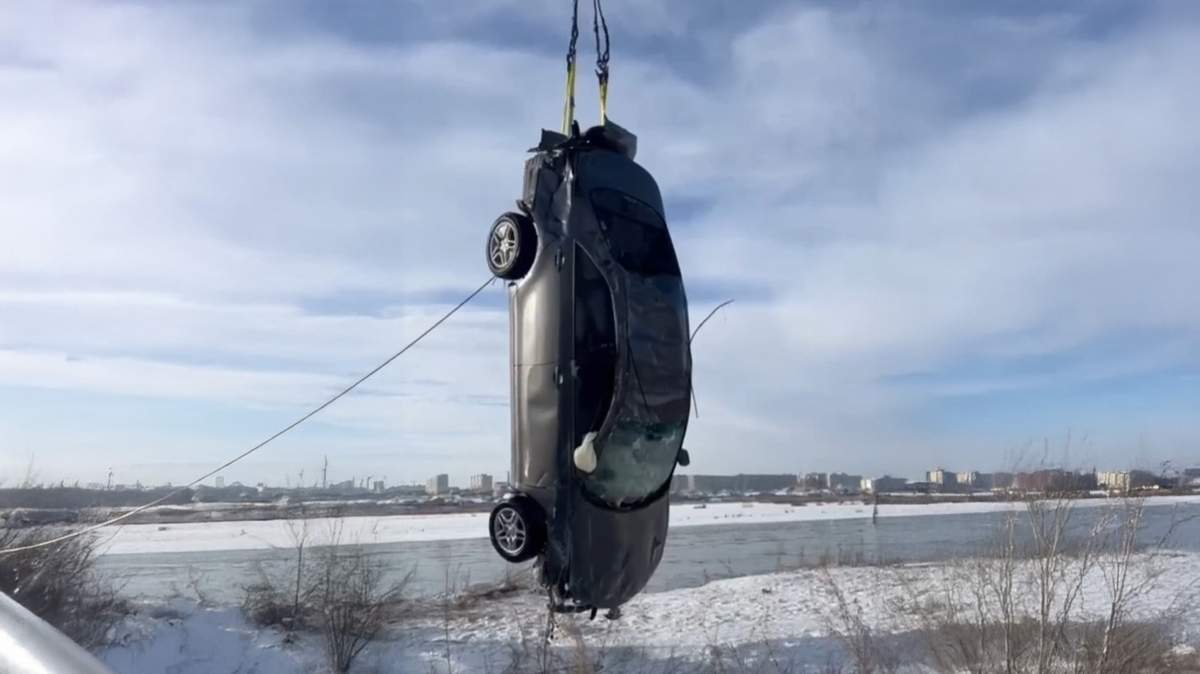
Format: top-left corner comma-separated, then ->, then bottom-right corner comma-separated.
97,494 -> 1200,556
99,550 -> 1200,673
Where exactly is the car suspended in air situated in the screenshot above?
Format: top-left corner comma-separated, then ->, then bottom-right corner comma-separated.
485,120 -> 693,614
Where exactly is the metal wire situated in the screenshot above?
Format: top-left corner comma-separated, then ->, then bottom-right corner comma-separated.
690,300 -> 735,345
0,277 -> 498,556
592,0 -> 611,123
689,299 -> 735,418
563,0 -> 581,134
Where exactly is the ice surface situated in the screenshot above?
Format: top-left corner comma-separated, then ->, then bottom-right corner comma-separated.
98,494 -> 1200,556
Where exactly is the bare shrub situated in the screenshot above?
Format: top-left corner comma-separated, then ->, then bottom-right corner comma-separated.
241,578 -> 301,630
893,491 -> 1197,674
168,566 -> 215,607
802,467 -> 1199,674
450,567 -> 535,612
241,513 -> 316,633
520,613 -> 688,674
239,515 -> 411,672
1089,495 -> 1195,672
817,567 -> 900,674
0,526 -> 126,648
315,542 -> 410,673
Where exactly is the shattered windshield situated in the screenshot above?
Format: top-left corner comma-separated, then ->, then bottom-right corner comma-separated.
583,192 -> 691,507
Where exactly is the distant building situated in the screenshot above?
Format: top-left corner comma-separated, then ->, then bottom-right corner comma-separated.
470,474 -> 494,492
1075,470 -> 1099,491
371,480 -> 385,493
391,483 -> 428,498
992,472 -> 1015,490
669,474 -> 688,494
861,475 -> 908,493
1013,469 -> 1094,493
1014,472 -> 1035,491
802,473 -> 828,491
672,474 -> 795,494
215,476 -> 225,489
675,475 -> 733,494
1097,471 -> 1123,491
1097,470 -> 1157,493
827,473 -> 863,493
956,471 -> 994,490
426,474 -> 450,496
492,482 -> 511,498
926,468 -> 959,492
737,474 -> 797,492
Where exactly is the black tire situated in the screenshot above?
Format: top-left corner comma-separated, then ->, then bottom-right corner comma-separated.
486,212 -> 537,280
489,495 -> 545,563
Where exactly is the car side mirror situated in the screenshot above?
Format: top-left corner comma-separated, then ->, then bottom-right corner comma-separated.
676,448 -> 690,467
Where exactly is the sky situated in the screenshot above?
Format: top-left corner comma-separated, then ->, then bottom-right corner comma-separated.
2,0 -> 1199,489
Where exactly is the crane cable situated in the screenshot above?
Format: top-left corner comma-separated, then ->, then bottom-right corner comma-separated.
592,0 -> 611,125
562,0 -> 610,133
562,0 -> 580,134
0,277 -> 498,556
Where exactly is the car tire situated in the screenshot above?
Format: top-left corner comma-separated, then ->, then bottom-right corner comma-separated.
489,496 -> 545,563
487,212 -> 537,280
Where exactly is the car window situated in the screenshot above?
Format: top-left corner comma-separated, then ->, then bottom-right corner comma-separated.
586,416 -> 686,507
582,266 -> 691,508
591,188 -> 681,277
574,246 -> 617,447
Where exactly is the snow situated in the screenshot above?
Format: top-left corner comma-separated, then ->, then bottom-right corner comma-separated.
98,551 -> 1200,673
97,494 -> 1200,556
101,602 -> 318,674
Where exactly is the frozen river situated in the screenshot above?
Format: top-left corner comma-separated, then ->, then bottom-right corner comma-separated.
95,497 -> 1200,604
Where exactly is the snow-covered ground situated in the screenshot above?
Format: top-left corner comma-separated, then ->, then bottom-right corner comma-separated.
97,494 -> 1200,556
99,551 -> 1200,673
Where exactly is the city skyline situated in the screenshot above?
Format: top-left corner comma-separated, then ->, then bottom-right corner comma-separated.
4,1 -> 1200,485
8,455 -> 1197,495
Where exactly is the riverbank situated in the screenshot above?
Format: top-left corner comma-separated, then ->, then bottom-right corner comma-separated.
98,550 -> 1200,673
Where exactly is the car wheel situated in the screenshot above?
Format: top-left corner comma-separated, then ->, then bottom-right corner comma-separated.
489,496 -> 544,563
487,212 -> 537,280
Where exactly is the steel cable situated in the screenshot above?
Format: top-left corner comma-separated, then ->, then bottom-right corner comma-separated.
0,276 -> 498,555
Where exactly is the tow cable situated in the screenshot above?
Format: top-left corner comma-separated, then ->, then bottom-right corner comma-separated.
561,0 -> 611,135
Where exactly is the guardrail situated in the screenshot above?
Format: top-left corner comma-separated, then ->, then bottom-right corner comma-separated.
0,591 -> 114,674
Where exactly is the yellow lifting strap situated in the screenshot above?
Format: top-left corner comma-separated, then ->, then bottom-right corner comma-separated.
598,74 -> 608,126
562,59 -> 577,135
562,0 -> 609,133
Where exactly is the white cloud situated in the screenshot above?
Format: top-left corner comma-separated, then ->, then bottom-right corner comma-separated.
1,1 -> 1198,484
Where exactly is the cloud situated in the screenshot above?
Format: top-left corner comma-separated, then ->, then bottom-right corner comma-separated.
1,1 -> 1198,485
650,4 -> 1200,473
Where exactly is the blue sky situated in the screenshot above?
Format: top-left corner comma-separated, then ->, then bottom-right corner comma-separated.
1,0 -> 1198,488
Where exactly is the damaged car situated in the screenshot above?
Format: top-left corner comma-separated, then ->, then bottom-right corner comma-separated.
485,121 -> 692,613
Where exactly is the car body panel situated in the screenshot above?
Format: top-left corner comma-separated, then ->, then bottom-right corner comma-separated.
567,489 -> 670,607
512,363 -> 559,496
511,240 -> 563,367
